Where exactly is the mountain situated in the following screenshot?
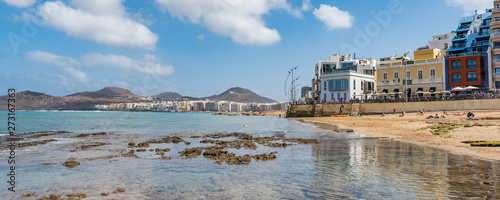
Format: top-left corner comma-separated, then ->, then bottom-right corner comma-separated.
153,92 -> 183,99
0,91 -> 66,110
206,87 -> 276,103
67,87 -> 137,98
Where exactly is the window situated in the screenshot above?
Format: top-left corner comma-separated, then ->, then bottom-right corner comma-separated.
452,60 -> 461,70
496,17 -> 500,22
337,93 -> 341,100
383,72 -> 388,81
467,72 -> 477,82
324,93 -> 326,101
495,55 -> 500,63
394,71 -> 399,80
495,68 -> 500,76
495,42 -> 500,49
331,93 -> 334,101
361,80 -> 364,91
452,73 -> 461,83
417,70 -> 423,80
467,59 -> 477,69
324,81 -> 327,91
344,93 -> 347,100
494,29 -> 500,36
496,81 -> 500,89
328,80 -> 348,91
406,70 -> 411,79
497,4 -> 500,10
353,80 -> 356,90
430,69 -> 436,78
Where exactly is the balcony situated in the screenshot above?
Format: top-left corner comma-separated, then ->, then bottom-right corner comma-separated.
471,41 -> 489,46
457,24 -> 471,31
453,34 -> 467,41
402,80 -> 412,85
477,31 -> 490,37
446,51 -> 486,58
480,21 -> 491,28
450,43 -> 466,49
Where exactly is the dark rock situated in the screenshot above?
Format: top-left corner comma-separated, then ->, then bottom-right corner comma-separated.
100,193 -> 109,196
136,149 -> 147,152
21,192 -> 35,198
127,142 -> 135,148
179,148 -> 203,158
136,142 -> 150,148
62,160 -> 80,168
66,193 -> 87,199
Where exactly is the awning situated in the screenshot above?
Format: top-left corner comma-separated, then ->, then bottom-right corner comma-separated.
429,87 -> 436,92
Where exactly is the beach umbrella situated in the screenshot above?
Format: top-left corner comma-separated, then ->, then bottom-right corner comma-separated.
416,91 -> 425,94
464,86 -> 479,90
451,87 -> 465,91
442,91 -> 451,93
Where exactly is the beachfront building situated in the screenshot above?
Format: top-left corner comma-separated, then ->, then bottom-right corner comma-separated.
446,10 -> 492,90
491,1 -> 500,90
377,48 -> 446,97
426,32 -> 454,50
312,54 -> 377,103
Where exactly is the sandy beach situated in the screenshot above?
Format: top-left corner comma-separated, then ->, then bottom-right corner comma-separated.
299,110 -> 500,162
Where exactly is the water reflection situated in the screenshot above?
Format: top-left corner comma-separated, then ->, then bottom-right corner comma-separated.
312,138 -> 500,199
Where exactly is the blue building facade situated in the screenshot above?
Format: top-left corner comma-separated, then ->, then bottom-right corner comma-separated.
446,12 -> 492,90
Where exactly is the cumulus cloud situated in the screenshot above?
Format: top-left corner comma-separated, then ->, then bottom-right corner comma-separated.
32,0 -> 158,50
2,0 -> 36,8
196,34 -> 205,41
82,53 -> 175,75
445,0 -> 492,15
25,50 -> 89,82
313,4 -> 353,31
154,0 -> 302,46
301,0 -> 312,11
26,50 -> 174,76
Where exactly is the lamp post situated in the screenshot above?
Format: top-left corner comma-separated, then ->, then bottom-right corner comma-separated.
285,66 -> 299,104
403,50 -> 411,102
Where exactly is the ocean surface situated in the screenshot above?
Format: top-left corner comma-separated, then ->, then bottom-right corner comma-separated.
1,111 -> 499,199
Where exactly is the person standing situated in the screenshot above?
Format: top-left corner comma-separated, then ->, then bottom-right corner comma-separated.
393,107 -> 396,115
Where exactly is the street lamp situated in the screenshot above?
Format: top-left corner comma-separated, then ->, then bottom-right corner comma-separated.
402,50 -> 411,102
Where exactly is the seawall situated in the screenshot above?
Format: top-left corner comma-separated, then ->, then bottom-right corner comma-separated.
286,99 -> 500,117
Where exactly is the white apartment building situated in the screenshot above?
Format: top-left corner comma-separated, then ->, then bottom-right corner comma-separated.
312,54 -> 377,103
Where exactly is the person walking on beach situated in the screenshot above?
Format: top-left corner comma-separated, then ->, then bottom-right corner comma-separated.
393,107 -> 396,115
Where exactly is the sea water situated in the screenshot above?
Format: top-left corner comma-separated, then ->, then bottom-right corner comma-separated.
0,111 -> 498,199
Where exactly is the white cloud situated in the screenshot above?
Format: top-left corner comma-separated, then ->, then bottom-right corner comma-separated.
445,0 -> 492,15
32,0 -> 158,50
25,50 -> 78,67
25,50 -> 174,85
301,0 -> 312,11
2,0 -> 36,8
313,4 -> 353,31
82,53 -> 175,75
25,50 -> 88,82
154,0 -> 302,46
196,34 -> 205,41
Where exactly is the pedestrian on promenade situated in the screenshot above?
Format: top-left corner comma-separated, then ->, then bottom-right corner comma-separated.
393,107 -> 396,115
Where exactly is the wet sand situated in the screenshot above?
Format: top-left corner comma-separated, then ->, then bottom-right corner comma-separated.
299,110 -> 500,162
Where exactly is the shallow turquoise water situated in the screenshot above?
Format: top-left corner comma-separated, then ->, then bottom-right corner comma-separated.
0,111 -> 499,199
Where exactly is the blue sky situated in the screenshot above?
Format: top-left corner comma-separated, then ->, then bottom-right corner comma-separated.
0,0 -> 493,101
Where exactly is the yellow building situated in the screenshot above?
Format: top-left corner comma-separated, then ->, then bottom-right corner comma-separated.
376,48 -> 446,97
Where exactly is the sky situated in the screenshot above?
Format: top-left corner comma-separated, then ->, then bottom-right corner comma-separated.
0,0 -> 494,101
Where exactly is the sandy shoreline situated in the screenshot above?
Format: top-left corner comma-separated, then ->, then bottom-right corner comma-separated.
298,110 -> 500,162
